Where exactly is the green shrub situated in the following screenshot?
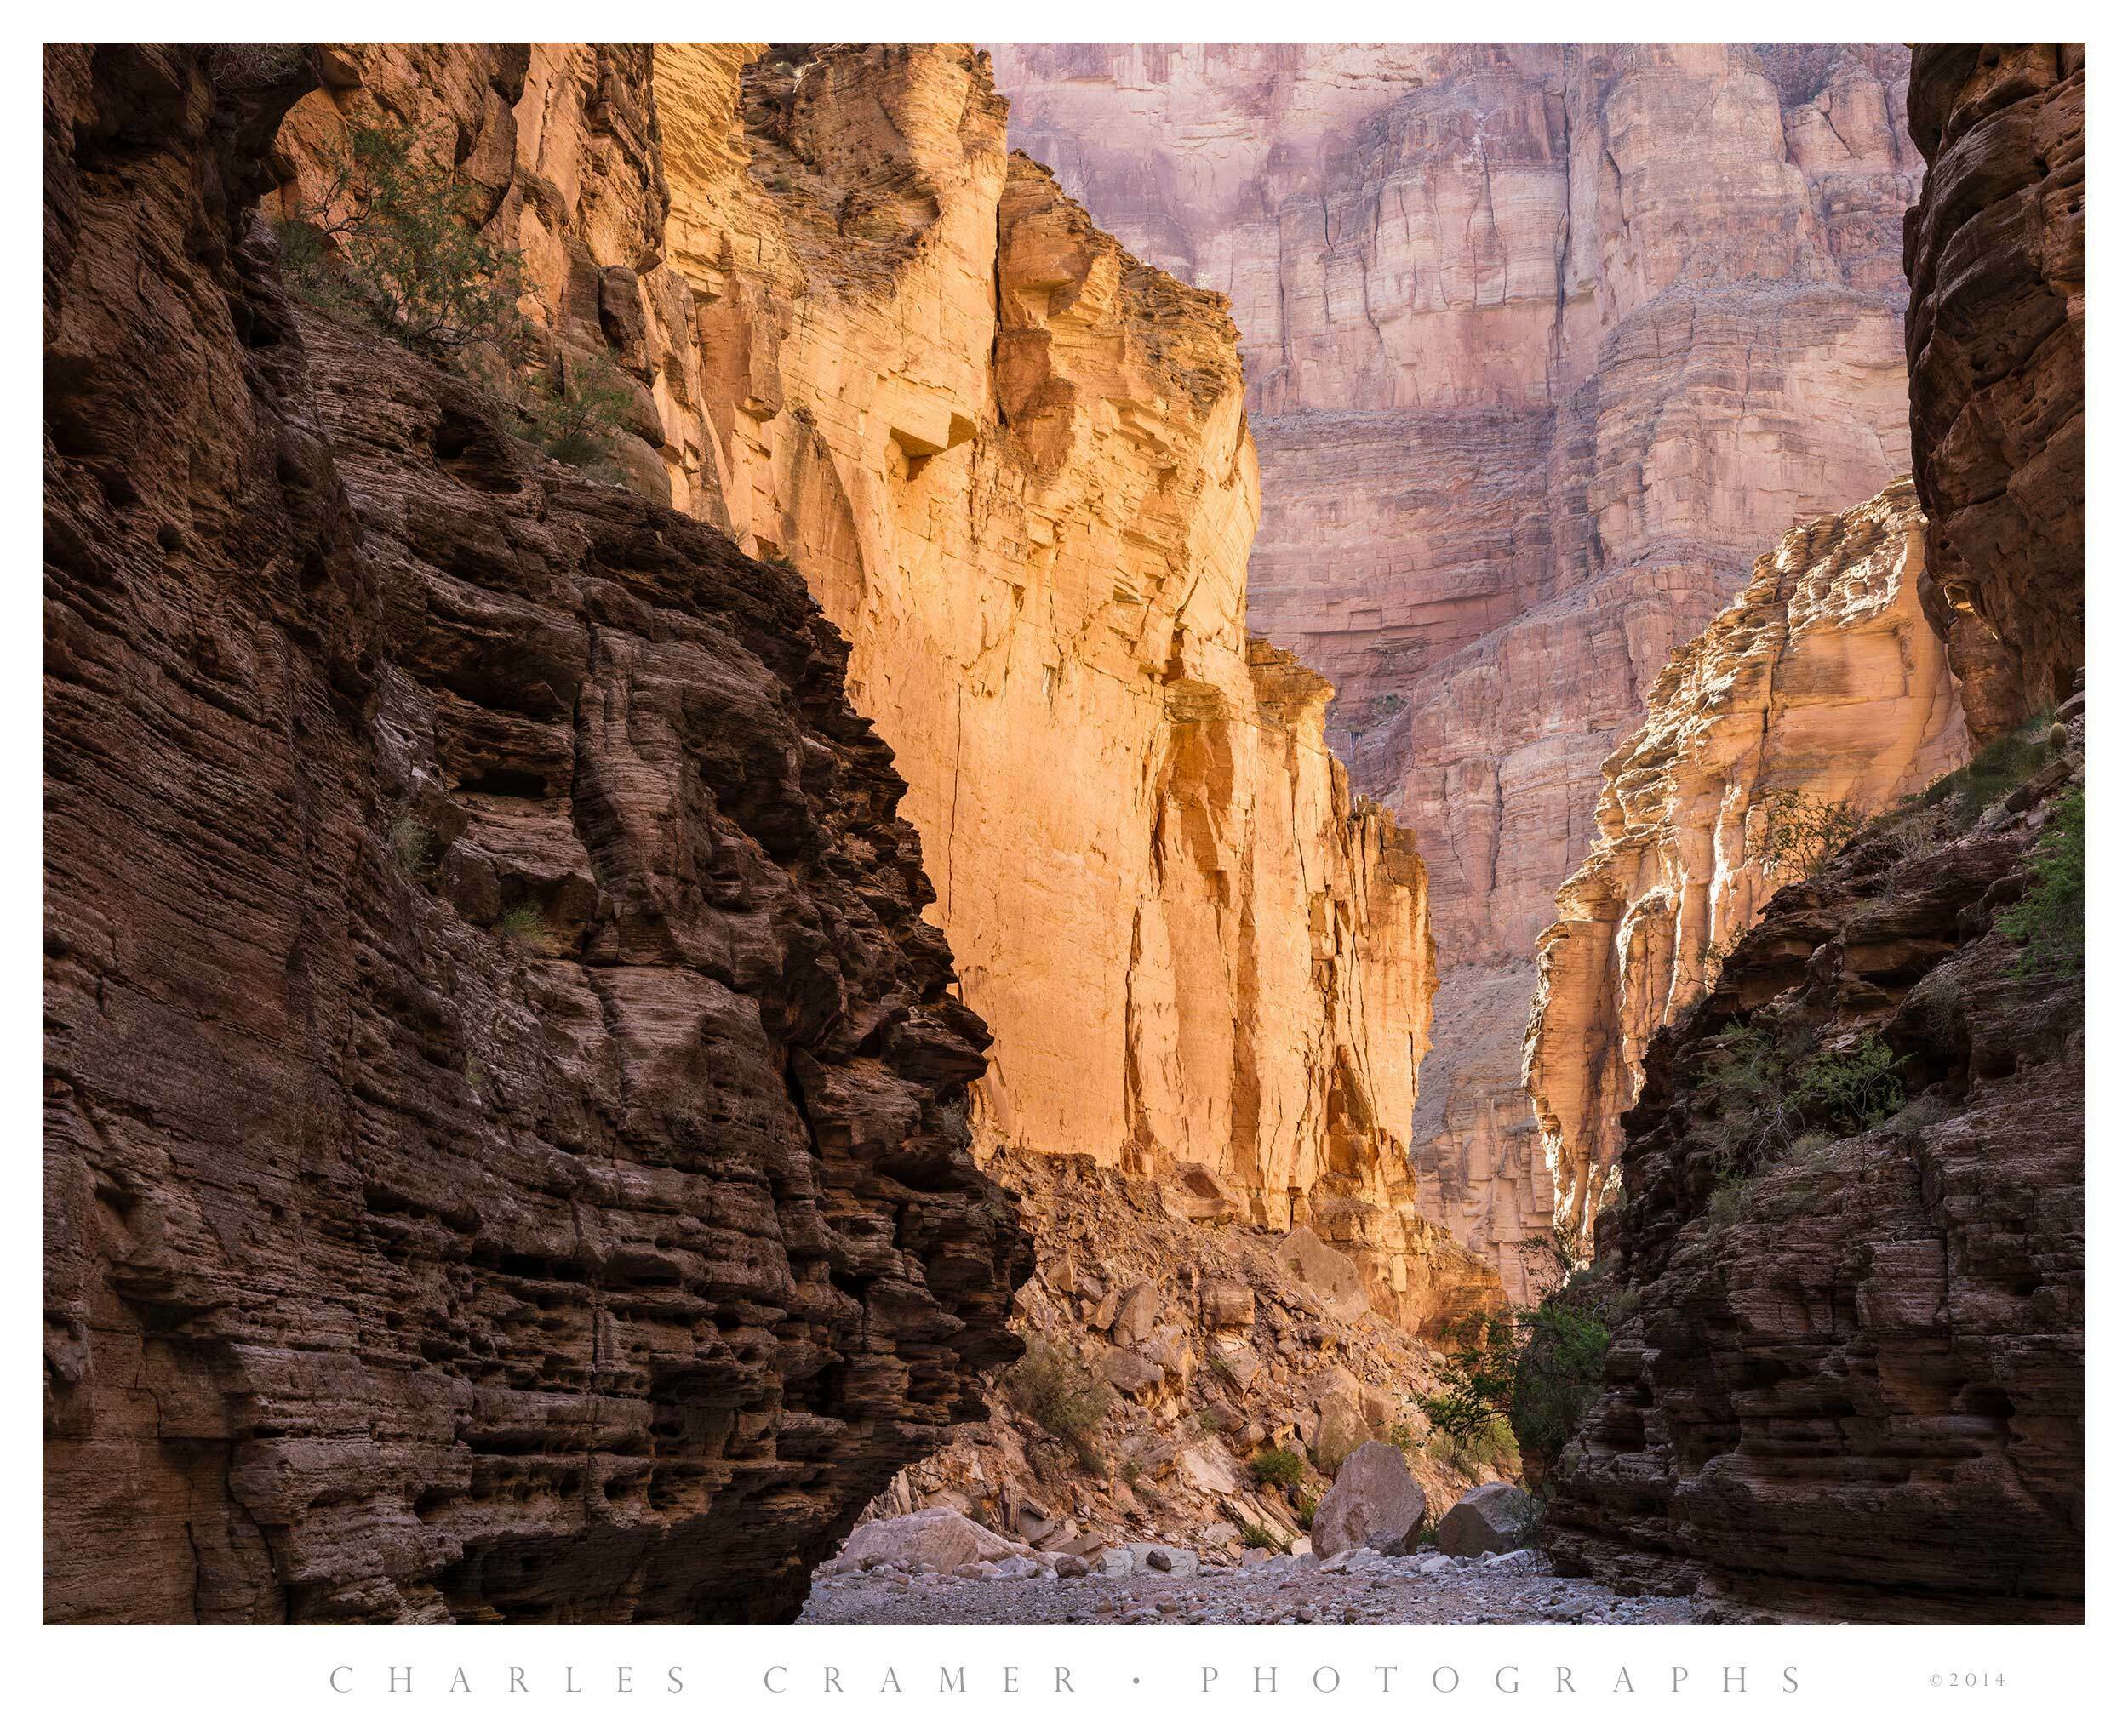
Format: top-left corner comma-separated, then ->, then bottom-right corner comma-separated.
1753,790 -> 1863,882
1697,1020 -> 1800,1167
1385,1420 -> 1419,1453
1916,713 -> 2052,819
1999,787 -> 2085,978
1005,1333 -> 1111,1448
276,121 -> 529,367
1422,1265 -> 1610,1489
497,901 -> 545,952
1238,1521 -> 1282,1551
1294,1491 -> 1318,1527
1785,1034 -> 1906,1133
517,350 -> 635,479
389,812 -> 436,874
1248,1446 -> 1305,1489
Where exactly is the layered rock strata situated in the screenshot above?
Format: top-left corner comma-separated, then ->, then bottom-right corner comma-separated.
991,43 -> 1923,1297
1545,723 -> 2085,1620
645,44 -> 1449,1325
1526,479 -> 1969,1241
44,43 -> 1026,1624
1903,44 -> 2085,738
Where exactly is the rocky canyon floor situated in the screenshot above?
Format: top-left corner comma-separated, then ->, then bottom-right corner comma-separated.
800,1550 -> 1697,1626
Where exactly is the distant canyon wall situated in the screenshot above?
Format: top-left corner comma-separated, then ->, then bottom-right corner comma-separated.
1524,479 -> 1969,1239
992,44 -> 1921,1297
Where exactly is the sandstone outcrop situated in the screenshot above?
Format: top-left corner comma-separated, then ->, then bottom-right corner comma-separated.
1903,45 -> 2085,737
645,44 -> 1451,1324
44,44 -> 1026,1623
1545,717 -> 2085,1620
992,43 -> 1923,1298
268,43 -> 707,509
1526,480 -> 1969,1241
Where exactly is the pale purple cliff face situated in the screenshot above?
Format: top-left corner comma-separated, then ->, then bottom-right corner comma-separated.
988,43 -> 1923,1293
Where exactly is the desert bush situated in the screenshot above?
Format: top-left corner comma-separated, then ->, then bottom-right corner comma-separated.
1697,1020 -> 1800,1168
1785,1034 -> 1906,1132
1248,1446 -> 1305,1490
1005,1333 -> 1111,1448
497,901 -> 545,952
1238,1521 -> 1283,1551
1753,790 -> 1863,882
1999,787 -> 2085,978
1422,1263 -> 1610,1489
388,812 -> 436,874
276,121 -> 529,366
1916,712 -> 2052,819
518,349 -> 635,479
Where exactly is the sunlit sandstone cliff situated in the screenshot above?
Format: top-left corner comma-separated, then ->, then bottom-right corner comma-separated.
1524,479 -> 1969,1240
268,43 -> 1468,1330
644,43 -> 1467,1327
991,43 -> 1922,1296
1905,44 -> 2085,737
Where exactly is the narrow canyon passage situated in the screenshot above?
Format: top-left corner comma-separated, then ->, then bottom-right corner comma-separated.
41,38 -> 2083,1628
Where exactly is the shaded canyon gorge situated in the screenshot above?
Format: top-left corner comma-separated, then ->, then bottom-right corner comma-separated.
43,39 -> 2083,1624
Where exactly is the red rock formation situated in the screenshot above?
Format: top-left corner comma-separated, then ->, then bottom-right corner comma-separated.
1544,728 -> 2085,1620
43,43 -> 1027,1624
1526,480 -> 1969,1242
1903,44 -> 2085,738
991,43 -> 1923,1298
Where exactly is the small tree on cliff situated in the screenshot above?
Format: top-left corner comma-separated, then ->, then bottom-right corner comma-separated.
276,121 -> 529,366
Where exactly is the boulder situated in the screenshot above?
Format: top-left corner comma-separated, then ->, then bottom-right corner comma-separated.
835,1508 -> 1030,1576
1201,1281 -> 1256,1328
1110,1281 -> 1160,1343
1103,1346 -> 1163,1395
1310,1440 -> 1430,1557
1305,1364 -> 1368,1470
1101,1542 -> 1200,1578
1437,1482 -> 1539,1558
1275,1226 -> 1370,1323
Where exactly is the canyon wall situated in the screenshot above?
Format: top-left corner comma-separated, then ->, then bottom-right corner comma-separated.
990,43 -> 1922,1296
1904,44 -> 2085,738
640,44 -> 1462,1329
45,43 -> 1026,1623
1525,479 -> 1969,1239
1544,712 -> 2085,1619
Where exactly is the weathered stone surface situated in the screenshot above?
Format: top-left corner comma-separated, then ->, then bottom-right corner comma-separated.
992,43 -> 1922,1299
1310,1441 -> 1428,1558
44,44 -> 1027,1624
1439,1482 -> 1538,1558
649,44 -> 1457,1328
1546,738 -> 2085,1620
269,43 -> 708,511
1904,45 -> 2085,736
1526,480 -> 1970,1240
835,1509 -> 1030,1576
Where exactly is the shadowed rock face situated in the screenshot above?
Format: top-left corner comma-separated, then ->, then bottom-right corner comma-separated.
1525,480 -> 1970,1242
1903,44 -> 2085,739
990,43 -> 1922,1298
1544,740 -> 2085,1621
43,43 -> 1027,1625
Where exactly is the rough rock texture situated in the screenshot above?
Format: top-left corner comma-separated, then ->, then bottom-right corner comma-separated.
1439,1482 -> 1539,1559
44,43 -> 1026,1625
991,43 -> 1923,1298
855,1148 -> 1511,1564
1310,1440 -> 1429,1557
647,45 -> 1450,1324
1903,45 -> 2085,738
1526,480 -> 1969,1239
269,43 -> 709,510
1545,731 -> 2085,1621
